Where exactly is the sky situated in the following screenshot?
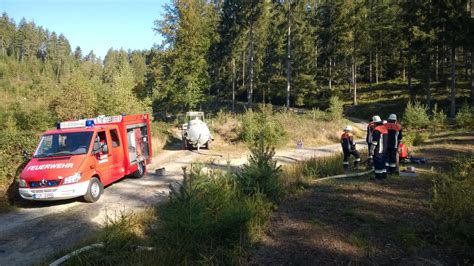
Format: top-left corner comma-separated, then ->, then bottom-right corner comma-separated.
1,0 -> 166,59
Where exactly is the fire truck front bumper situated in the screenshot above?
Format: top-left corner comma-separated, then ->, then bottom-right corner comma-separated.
19,180 -> 90,201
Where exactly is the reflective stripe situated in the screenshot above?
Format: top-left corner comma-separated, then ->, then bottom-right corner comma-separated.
379,138 -> 383,153
389,163 -> 397,167
343,161 -> 349,165
394,132 -> 399,148
355,158 -> 361,161
385,162 -> 389,166
374,169 -> 385,174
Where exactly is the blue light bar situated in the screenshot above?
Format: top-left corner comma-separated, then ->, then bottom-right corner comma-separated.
85,120 -> 95,127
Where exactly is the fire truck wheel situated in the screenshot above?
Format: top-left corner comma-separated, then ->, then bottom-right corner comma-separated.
84,177 -> 103,203
134,162 -> 146,178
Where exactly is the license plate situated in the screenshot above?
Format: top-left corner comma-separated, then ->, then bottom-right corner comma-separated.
33,193 -> 54,199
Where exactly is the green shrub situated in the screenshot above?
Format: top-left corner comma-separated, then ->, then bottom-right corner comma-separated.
328,96 -> 344,121
403,131 -> 427,147
431,104 -> 446,129
0,130 -> 39,211
240,105 -> 287,147
235,140 -> 283,202
455,103 -> 474,129
432,155 -> 474,247
156,166 -> 273,264
403,100 -> 430,129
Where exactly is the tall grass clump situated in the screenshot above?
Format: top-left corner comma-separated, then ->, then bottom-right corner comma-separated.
432,155 -> 474,249
240,105 -> 287,147
235,140 -> 284,203
302,153 -> 344,178
455,103 -> 474,129
155,166 -> 273,264
403,100 -> 430,129
328,96 -> 344,121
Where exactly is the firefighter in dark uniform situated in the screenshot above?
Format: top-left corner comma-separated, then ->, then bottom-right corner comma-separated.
369,116 -> 388,179
341,125 -> 361,170
385,114 -> 402,174
366,117 -> 376,154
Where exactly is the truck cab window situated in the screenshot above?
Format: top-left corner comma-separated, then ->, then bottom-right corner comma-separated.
94,131 -> 108,154
110,129 -> 120,148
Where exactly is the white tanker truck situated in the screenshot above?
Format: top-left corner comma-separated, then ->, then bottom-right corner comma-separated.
181,111 -> 213,150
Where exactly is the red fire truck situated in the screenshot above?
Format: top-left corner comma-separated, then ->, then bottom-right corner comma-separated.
19,114 -> 152,202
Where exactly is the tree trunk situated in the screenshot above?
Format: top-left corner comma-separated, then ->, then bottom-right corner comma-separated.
425,59 -> 432,113
353,61 -> 357,105
465,47 -> 469,79
242,50 -> 245,95
232,58 -> 236,113
286,1 -> 291,109
379,41 -> 383,81
435,46 -> 439,81
375,48 -> 379,84
369,51 -> 373,89
329,57 -> 332,90
408,52 -> 413,96
471,46 -> 474,105
315,45 -> 318,87
248,27 -> 254,110
449,46 -> 457,118
348,60 -> 352,93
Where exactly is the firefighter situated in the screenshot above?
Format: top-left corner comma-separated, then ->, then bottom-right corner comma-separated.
366,116 -> 376,154
341,125 -> 361,170
369,115 -> 388,179
385,114 -> 403,173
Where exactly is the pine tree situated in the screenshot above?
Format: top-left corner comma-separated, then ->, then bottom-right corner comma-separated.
154,0 -> 217,110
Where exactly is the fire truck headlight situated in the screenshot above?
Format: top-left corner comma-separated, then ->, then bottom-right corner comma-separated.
19,178 -> 27,188
63,173 -> 81,185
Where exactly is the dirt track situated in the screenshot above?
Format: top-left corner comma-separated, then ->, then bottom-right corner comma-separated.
0,121 -> 367,265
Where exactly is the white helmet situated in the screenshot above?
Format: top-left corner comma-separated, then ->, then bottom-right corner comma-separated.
372,115 -> 382,123
383,120 -> 387,124
388,113 -> 397,121
343,125 -> 353,132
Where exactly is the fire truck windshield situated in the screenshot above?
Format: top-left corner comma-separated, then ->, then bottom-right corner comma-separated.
34,132 -> 94,158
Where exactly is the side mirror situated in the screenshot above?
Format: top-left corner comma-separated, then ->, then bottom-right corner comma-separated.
23,150 -> 30,161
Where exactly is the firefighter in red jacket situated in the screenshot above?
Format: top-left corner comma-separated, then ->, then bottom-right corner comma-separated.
385,113 -> 402,173
341,125 -> 360,170
369,115 -> 388,179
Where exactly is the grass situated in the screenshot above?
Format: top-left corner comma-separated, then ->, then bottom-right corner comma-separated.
250,127 -> 474,264
348,231 -> 369,249
395,226 -> 425,255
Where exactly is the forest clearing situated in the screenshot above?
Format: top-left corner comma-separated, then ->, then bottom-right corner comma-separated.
1,0 -> 473,264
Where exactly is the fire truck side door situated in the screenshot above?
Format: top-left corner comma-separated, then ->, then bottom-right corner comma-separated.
108,127 -> 125,182
93,130 -> 114,185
